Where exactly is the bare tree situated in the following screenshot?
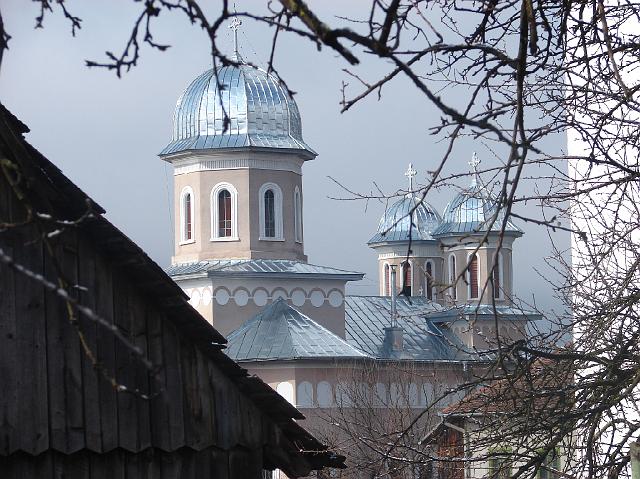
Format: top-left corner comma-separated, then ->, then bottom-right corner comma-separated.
2,1 -> 640,477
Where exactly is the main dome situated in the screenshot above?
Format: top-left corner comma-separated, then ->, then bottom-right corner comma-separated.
368,195 -> 442,244
432,184 -> 522,237
160,63 -> 315,157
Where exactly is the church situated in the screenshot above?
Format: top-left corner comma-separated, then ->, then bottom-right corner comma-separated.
159,36 -> 539,477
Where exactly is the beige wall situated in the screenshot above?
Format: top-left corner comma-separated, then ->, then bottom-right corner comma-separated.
171,151 -> 307,264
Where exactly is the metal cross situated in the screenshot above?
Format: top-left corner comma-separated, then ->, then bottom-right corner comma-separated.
469,152 -> 480,186
229,18 -> 242,57
469,152 -> 480,173
405,163 -> 417,191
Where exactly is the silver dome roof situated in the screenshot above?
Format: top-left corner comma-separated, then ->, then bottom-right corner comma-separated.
160,63 -> 315,157
368,195 -> 442,244
432,184 -> 522,237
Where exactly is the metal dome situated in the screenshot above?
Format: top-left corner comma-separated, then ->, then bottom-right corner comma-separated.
160,63 -> 315,157
432,184 -> 522,237
368,195 -> 442,244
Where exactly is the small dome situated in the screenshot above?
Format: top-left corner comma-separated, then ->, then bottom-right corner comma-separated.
368,195 -> 442,244
432,184 -> 522,237
160,63 -> 315,157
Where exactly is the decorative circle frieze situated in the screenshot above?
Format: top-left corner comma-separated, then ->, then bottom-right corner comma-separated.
190,289 -> 201,307
290,289 -> 306,307
202,287 -> 212,306
233,288 -> 249,306
327,290 -> 344,307
214,287 -> 230,306
272,288 -> 288,301
309,290 -> 325,307
252,288 -> 269,307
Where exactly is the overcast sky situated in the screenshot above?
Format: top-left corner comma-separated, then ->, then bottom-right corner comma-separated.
0,1 -> 568,314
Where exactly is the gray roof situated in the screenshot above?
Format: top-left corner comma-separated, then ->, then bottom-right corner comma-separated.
166,259 -> 364,281
160,63 -> 315,157
226,299 -> 366,361
428,303 -> 542,321
432,184 -> 522,237
344,296 -> 471,361
368,195 -> 441,245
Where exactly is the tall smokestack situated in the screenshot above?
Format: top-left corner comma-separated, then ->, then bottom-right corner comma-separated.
384,265 -> 404,354
390,265 -> 397,327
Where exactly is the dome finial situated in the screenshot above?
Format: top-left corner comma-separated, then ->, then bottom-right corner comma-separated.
469,152 -> 481,187
404,163 -> 417,192
228,17 -> 243,62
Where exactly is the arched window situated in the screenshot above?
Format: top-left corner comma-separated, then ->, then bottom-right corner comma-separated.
425,261 -> 434,300
264,190 -> 275,237
218,190 -> 232,237
449,254 -> 457,300
294,187 -> 303,243
259,183 -> 283,240
468,253 -> 479,299
211,182 -> 238,240
384,263 -> 391,296
402,261 -> 412,297
493,252 -> 504,299
180,187 -> 195,244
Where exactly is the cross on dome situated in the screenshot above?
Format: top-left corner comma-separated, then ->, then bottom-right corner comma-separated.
229,17 -> 243,60
469,152 -> 481,186
405,163 -> 417,191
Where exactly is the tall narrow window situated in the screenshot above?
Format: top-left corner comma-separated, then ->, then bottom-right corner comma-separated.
211,182 -> 238,240
469,254 -> 479,299
294,188 -> 302,243
449,254 -> 457,300
264,190 -> 276,237
384,264 -> 390,296
180,187 -> 195,244
402,261 -> 412,297
259,183 -> 283,240
425,261 -> 433,300
218,190 -> 232,237
493,252 -> 503,299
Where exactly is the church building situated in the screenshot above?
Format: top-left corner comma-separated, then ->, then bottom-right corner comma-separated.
159,35 -> 540,477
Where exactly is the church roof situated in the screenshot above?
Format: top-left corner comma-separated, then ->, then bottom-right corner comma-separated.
166,259 -> 364,281
368,195 -> 442,245
160,63 -> 315,157
226,299 -> 366,361
432,183 -> 522,237
344,296 -> 473,361
428,303 -> 542,322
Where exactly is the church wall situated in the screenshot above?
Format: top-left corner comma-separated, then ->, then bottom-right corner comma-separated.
247,167 -> 305,261
177,276 -> 348,337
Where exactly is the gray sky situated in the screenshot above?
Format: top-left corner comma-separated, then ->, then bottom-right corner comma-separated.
0,1 -> 567,314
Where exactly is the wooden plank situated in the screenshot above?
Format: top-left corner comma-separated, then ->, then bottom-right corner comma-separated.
77,237 -> 102,452
60,236 -> 85,453
44,241 -> 69,453
15,227 -> 48,454
94,252 -> 118,452
113,272 -> 137,452
0,239 -> 17,454
148,311 -> 172,451
180,339 -> 202,450
161,320 -> 186,451
131,296 -> 151,451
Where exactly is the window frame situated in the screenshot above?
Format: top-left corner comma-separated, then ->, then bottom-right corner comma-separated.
210,182 -> 239,241
259,182 -> 284,241
449,253 -> 458,300
425,260 -> 434,300
294,186 -> 303,243
493,251 -> 504,299
468,252 -> 479,299
179,186 -> 195,245
383,262 -> 391,296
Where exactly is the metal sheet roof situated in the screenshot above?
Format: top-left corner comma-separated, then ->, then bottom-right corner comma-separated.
428,303 -> 542,321
344,296 -> 472,361
166,259 -> 364,280
432,185 -> 522,237
226,299 -> 366,361
160,64 -> 315,157
368,195 -> 441,245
